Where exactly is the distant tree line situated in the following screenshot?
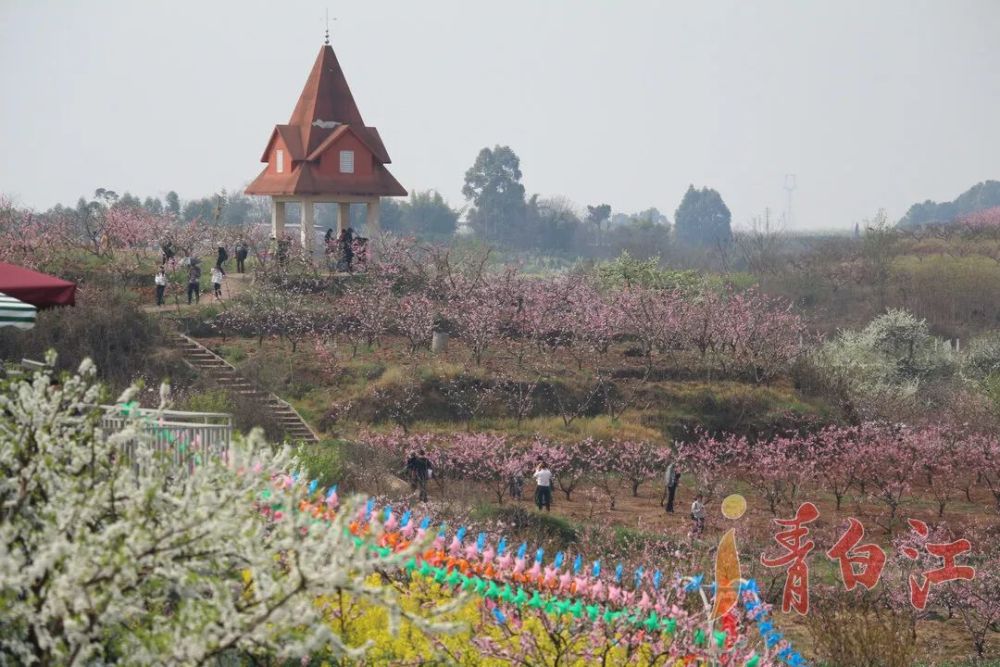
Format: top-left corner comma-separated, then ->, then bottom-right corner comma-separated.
460,144 -> 732,258
898,180 -> 1000,228
36,143 -> 735,258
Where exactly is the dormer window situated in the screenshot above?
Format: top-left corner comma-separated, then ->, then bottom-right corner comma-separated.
276,149 -> 285,173
339,150 -> 355,174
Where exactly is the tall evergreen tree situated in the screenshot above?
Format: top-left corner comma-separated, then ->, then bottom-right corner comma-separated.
674,185 -> 732,247
462,146 -> 526,245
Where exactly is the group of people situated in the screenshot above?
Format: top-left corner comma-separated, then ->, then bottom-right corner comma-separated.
403,455 -> 707,537
154,239 -> 249,306
324,227 -> 368,273
405,453 -> 555,512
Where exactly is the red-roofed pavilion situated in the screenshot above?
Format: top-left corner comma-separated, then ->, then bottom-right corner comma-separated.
246,40 -> 405,250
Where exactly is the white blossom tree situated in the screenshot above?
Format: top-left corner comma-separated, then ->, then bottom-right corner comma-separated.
0,354 -> 455,665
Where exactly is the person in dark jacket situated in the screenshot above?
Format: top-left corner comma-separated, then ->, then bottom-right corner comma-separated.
234,240 -> 248,273
405,450 -> 433,502
215,243 -> 228,274
187,262 -> 201,304
160,239 -> 175,266
340,227 -> 355,273
663,463 -> 681,513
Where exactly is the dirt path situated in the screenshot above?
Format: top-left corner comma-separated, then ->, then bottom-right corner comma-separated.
142,271 -> 252,314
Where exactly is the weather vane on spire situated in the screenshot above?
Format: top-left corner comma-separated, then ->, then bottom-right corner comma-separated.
324,8 -> 333,45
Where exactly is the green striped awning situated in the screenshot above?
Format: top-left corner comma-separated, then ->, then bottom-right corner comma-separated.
0,291 -> 36,330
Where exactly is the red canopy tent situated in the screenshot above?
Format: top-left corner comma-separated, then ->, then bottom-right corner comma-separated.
0,263 -> 76,308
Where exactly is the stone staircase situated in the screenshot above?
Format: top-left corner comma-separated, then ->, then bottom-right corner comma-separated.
170,333 -> 319,444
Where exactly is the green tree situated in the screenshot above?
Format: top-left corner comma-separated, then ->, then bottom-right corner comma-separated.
164,190 -> 181,216
527,195 -> 581,252
142,196 -> 163,215
462,145 -> 526,245
404,190 -> 458,239
586,203 -> 612,245
378,197 -> 406,234
674,185 -> 732,247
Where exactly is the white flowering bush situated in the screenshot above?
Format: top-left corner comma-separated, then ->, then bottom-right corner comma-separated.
0,353 -> 454,665
813,309 -> 955,411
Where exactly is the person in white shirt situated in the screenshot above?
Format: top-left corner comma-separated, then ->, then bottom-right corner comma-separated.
691,493 -> 706,536
154,267 -> 167,306
210,267 -> 224,299
533,460 -> 553,512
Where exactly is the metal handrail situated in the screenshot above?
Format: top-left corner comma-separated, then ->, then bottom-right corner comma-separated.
176,333 -> 319,443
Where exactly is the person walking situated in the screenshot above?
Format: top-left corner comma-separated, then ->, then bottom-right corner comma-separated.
211,266 -> 224,299
235,240 -> 248,273
664,463 -> 681,513
154,267 -> 167,306
691,493 -> 706,537
215,243 -> 228,274
406,449 -> 433,502
187,262 -> 201,305
533,460 -> 553,512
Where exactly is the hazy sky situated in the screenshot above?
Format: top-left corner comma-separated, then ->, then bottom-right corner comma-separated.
2,0 -> 999,230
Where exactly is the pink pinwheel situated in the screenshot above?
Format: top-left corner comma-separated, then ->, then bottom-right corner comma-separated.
448,536 -> 463,557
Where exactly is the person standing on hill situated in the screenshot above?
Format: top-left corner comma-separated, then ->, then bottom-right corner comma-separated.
691,493 -> 706,536
235,239 -> 248,273
160,239 -> 175,266
215,243 -> 228,274
533,460 -> 553,512
508,471 -> 524,501
664,463 -> 681,513
406,450 -> 433,502
154,267 -> 167,306
187,262 -> 201,305
211,266 -> 224,299
340,227 -> 355,272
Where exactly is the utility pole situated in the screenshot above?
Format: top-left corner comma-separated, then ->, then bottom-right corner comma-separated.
783,174 -> 797,229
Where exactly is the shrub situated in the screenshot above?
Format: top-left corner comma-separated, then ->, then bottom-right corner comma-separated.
474,504 -> 578,550
805,589 -> 917,667
294,440 -> 344,489
0,289 -> 174,390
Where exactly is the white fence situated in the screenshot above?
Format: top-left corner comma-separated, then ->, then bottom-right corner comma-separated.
101,405 -> 232,473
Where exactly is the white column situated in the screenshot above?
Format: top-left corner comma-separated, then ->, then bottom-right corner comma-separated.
301,198 -> 315,252
337,202 -> 350,234
365,198 -> 380,262
271,199 -> 286,238
365,198 -> 381,235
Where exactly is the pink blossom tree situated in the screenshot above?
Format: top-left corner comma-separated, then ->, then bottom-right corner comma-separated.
396,292 -> 436,353
610,439 -> 670,497
444,277 -> 508,366
340,278 -> 396,355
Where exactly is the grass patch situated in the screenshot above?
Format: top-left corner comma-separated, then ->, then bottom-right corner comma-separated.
472,504 -> 579,549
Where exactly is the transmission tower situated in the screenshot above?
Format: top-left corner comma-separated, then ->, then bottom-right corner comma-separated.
783,174 -> 797,228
